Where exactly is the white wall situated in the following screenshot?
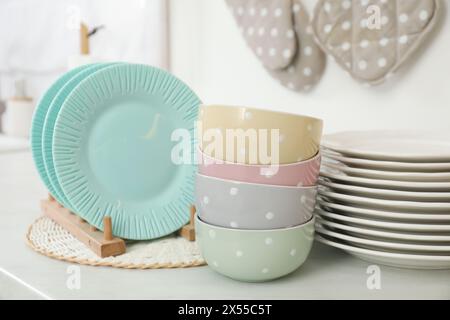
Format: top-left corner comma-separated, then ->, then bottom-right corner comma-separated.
170,0 -> 449,134
0,0 -> 168,101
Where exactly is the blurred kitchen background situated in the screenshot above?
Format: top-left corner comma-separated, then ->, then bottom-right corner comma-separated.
0,0 -> 449,142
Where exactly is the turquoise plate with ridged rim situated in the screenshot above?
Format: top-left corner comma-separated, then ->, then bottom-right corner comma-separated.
42,63 -> 118,210
53,64 -> 201,240
30,64 -> 94,201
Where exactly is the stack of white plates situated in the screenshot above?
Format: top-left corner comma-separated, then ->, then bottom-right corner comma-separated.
316,131 -> 450,269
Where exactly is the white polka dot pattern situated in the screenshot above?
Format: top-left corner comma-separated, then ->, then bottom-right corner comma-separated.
265,212 -> 275,220
226,0 -> 297,70
230,187 -> 239,196
227,0 -> 326,93
312,0 -> 440,85
196,217 -> 316,282
196,174 -> 317,230
269,0 -> 326,92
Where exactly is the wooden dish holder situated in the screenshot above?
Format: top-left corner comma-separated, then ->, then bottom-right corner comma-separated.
41,194 -> 197,258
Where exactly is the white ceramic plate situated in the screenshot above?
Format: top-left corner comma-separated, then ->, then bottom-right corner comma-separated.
322,149 -> 450,172
315,207 -> 450,232
319,179 -> 450,202
319,189 -> 450,213
318,198 -> 450,222
322,131 -> 450,162
316,225 -> 450,253
322,162 -> 450,182
320,169 -> 450,192
316,217 -> 450,242
316,235 -> 450,269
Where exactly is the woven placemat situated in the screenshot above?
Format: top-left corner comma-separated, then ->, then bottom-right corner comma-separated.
26,217 -> 206,269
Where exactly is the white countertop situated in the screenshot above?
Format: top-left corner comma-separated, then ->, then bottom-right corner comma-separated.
0,151 -> 449,300
0,134 -> 29,154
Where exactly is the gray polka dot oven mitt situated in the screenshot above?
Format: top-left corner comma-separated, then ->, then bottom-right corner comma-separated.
312,0 -> 441,85
226,0 -> 326,92
269,0 -> 326,92
227,0 -> 297,70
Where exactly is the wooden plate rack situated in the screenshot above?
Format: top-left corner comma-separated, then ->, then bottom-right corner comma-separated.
41,194 -> 196,258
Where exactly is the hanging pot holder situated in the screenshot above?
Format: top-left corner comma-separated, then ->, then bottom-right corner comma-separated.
269,0 -> 326,92
226,0 -> 298,70
312,0 -> 441,85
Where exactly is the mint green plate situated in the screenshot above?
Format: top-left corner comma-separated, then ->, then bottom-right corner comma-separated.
53,64 -> 201,240
42,63 -> 117,210
31,64 -> 93,201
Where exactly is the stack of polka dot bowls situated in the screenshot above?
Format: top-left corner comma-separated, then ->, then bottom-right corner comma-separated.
195,105 -> 323,282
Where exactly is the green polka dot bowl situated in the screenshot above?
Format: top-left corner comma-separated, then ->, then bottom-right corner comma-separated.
195,215 -> 315,282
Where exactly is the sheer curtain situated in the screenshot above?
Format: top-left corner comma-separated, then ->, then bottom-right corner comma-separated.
0,0 -> 169,99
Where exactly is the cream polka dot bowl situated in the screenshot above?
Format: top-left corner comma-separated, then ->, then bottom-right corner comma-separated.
198,105 -> 323,165
198,148 -> 321,187
195,215 -> 315,282
196,173 -> 317,230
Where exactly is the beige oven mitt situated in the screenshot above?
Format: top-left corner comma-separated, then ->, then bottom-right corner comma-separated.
226,0 -> 297,70
227,0 -> 326,92
269,0 -> 326,92
312,0 -> 441,85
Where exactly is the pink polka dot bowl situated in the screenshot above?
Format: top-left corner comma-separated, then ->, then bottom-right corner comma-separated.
197,148 -> 321,187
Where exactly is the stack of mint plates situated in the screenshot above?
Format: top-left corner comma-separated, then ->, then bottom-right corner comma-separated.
315,131 -> 450,269
31,63 -> 201,240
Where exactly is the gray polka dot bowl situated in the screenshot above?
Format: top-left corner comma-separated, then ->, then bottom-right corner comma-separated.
196,173 -> 317,230
195,215 -> 315,282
